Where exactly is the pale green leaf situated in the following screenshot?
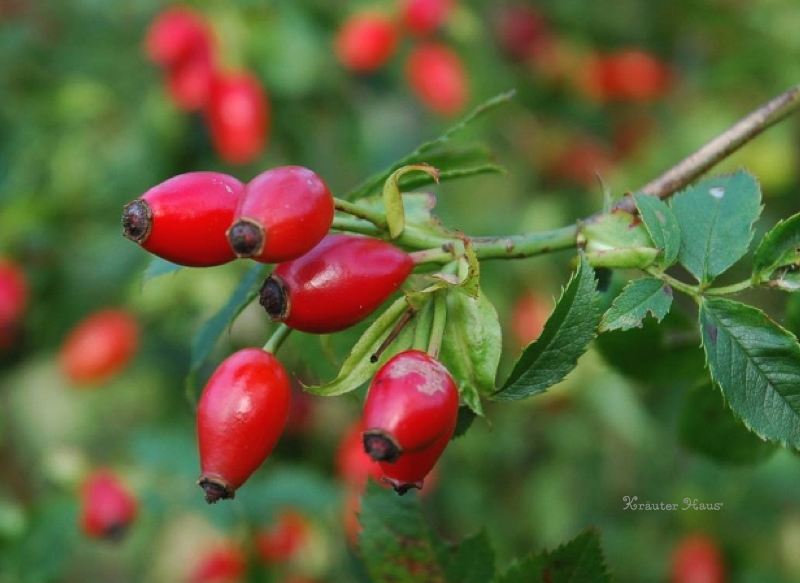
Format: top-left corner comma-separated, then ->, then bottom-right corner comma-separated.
633,194 -> 681,267
753,211 -> 800,287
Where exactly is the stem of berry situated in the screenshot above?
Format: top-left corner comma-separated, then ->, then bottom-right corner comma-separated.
412,297 -> 434,351
263,323 -> 292,354
370,307 -> 416,363
427,291 -> 447,359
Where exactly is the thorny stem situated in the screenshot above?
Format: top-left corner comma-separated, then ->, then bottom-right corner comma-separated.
616,82 -> 800,212
263,323 -> 292,354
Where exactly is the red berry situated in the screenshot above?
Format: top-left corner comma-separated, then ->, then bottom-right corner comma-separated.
546,136 -> 615,188
165,42 -> 215,111
227,166 -> 334,263
405,42 -> 469,115
670,535 -> 726,583
378,419 -> 453,494
493,4 -> 550,62
0,259 -> 28,350
122,171 -> 244,267
189,542 -> 247,583
256,509 -> 310,564
59,309 -> 140,386
144,7 -> 211,67
206,72 -> 270,165
79,469 -> 138,541
334,12 -> 400,73
336,420 -> 384,490
259,234 -> 413,334
580,49 -> 673,103
362,350 -> 459,463
197,348 -> 291,503
401,0 -> 455,36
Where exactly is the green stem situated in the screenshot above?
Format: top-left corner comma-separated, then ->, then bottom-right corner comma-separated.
412,298 -> 434,351
704,278 -> 755,296
333,198 -> 387,228
263,324 -> 292,354
427,291 -> 448,359
330,216 -> 383,237
646,269 -> 699,297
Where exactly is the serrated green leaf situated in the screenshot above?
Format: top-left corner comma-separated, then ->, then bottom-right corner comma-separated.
700,296 -> 800,449
303,296 -> 413,396
439,289 -> 501,415
142,256 -> 182,283
440,530 -> 496,583
452,406 -> 477,439
383,164 -> 440,239
679,382 -> 777,465
599,278 -> 673,332
189,263 -> 269,373
494,254 -> 599,400
398,164 -> 506,191
633,194 -> 681,267
580,210 -> 660,269
494,529 -> 611,583
753,211 -> 800,286
359,483 -> 447,583
671,171 -> 762,284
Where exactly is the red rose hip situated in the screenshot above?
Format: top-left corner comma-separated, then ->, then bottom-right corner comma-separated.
227,166 -> 334,263
670,534 -> 726,583
80,468 -> 139,541
405,42 -> 469,115
0,258 -> 28,350
401,0 -> 455,36
122,172 -> 244,267
144,7 -> 211,67
362,350 -> 459,462
336,419 -> 384,490
378,418 -> 454,494
258,234 -> 413,334
334,12 -> 400,73
197,348 -> 291,503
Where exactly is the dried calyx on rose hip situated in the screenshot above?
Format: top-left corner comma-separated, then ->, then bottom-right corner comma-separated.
258,234 -> 413,334
80,468 -> 139,541
121,172 -> 243,267
227,166 -> 333,262
197,348 -> 291,503
379,420 -> 454,494
362,350 -> 459,464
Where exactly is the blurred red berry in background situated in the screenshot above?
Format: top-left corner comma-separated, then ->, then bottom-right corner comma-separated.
401,0 -> 455,37
670,534 -> 726,583
335,12 -> 400,73
80,469 -> 138,541
0,259 -> 28,350
188,542 -> 247,583
405,42 -> 469,115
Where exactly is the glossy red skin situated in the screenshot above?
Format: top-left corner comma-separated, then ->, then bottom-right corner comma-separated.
335,12 -> 400,73
270,234 -> 413,333
402,0 -> 454,36
363,350 -> 459,455
336,420 -> 384,490
0,259 -> 27,349
59,309 -> 140,386
144,7 -> 211,67
670,535 -> 726,583
189,543 -> 247,583
405,42 -> 469,115
197,348 -> 291,497
165,42 -> 214,111
128,171 -> 243,267
231,166 -> 334,263
206,72 -> 269,165
256,509 -> 310,564
378,414 -> 455,493
80,469 -> 138,541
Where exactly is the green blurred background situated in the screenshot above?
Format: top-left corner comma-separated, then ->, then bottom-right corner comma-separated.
2,0 -> 800,581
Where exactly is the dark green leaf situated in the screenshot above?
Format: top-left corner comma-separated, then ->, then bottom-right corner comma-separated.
679,382 -> 777,465
633,194 -> 681,267
142,256 -> 182,283
752,211 -> 800,288
700,296 -> 800,449
494,254 -> 599,400
452,405 -> 477,439
439,288 -> 502,415
599,278 -> 673,332
303,296 -> 414,396
359,483 -> 447,583
441,530 -> 496,583
671,171 -> 762,284
581,210 -> 659,269
494,528 -> 611,583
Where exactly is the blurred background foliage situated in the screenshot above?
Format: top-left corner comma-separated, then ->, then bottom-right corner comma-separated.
2,0 -> 800,581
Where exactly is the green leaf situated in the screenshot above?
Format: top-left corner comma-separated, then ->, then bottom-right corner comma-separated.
679,382 -> 777,465
189,263 -> 269,373
494,254 -> 599,400
142,256 -> 182,283
580,210 -> 660,269
382,164 -> 440,239
599,278 -> 673,332
399,164 -> 506,192
359,192 -> 456,239
303,296 -> 414,396
359,483 -> 448,583
439,288 -> 502,415
752,211 -> 800,288
495,529 -> 611,583
440,530 -> 496,583
700,296 -> 800,449
633,194 -> 681,267
671,171 -> 762,284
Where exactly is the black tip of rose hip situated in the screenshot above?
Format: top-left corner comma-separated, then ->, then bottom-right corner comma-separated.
198,478 -> 235,504
363,430 -> 402,463
103,522 -> 130,542
381,476 -> 423,496
227,220 -> 264,258
121,199 -> 152,243
259,275 -> 288,320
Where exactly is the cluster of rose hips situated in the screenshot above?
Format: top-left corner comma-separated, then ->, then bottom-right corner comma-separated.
144,7 -> 269,165
120,165 -> 460,505
334,0 -> 469,116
